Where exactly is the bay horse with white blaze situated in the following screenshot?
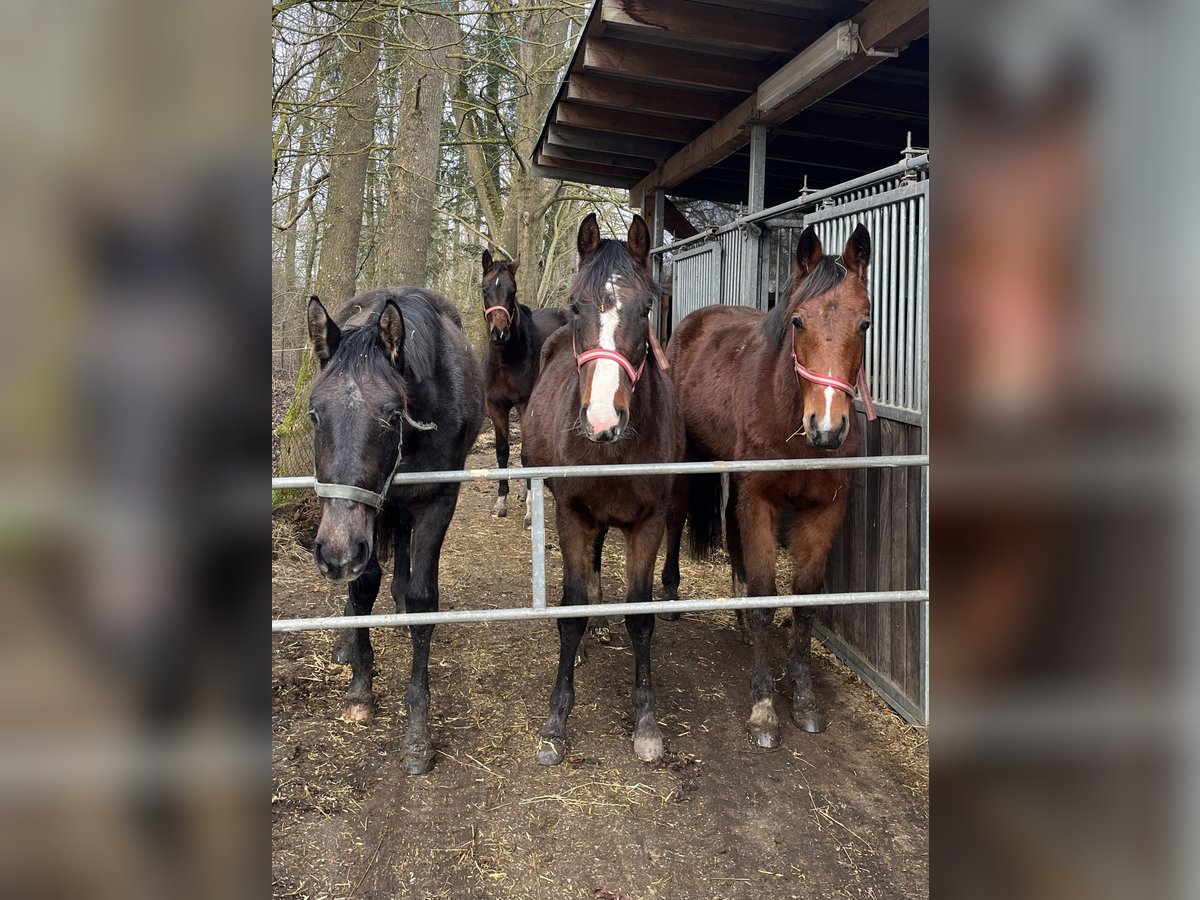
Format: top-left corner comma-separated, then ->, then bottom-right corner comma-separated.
306,288 -> 484,774
523,213 -> 684,766
663,224 -> 876,748
480,251 -> 570,525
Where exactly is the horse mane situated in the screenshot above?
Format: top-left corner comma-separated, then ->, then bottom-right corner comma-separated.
321,289 -> 452,414
760,256 -> 848,350
570,239 -> 661,307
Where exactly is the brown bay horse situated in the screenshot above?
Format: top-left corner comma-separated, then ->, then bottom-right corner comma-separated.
663,224 -> 876,748
306,288 -> 484,774
480,251 -> 570,525
523,213 -> 684,766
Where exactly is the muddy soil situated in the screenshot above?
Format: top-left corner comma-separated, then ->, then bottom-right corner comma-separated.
272,431 -> 928,900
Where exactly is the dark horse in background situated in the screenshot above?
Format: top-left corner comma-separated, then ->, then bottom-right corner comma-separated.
524,213 -> 684,766
480,251 -> 570,526
663,224 -> 875,749
306,288 -> 483,774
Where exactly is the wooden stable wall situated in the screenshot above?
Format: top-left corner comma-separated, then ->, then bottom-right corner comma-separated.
821,412 -> 924,721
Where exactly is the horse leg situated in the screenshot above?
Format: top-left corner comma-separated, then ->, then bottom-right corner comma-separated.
538,513 -> 597,766
514,406 -> 529,506
725,479 -> 752,644
658,475 -> 688,620
339,553 -> 382,723
785,502 -> 844,734
625,518 -> 666,762
489,405 -> 511,518
575,527 -> 609,663
736,485 -> 782,749
396,495 -> 456,774
520,445 -> 534,531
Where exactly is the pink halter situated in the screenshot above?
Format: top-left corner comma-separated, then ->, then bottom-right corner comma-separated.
574,321 -> 669,392
791,326 -> 877,421
483,301 -> 520,330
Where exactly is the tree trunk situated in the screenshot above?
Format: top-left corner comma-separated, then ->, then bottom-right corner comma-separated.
277,1 -> 381,483
378,3 -> 454,287
313,1 -> 381,305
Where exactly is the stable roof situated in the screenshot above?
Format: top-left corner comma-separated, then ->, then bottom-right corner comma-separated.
532,0 -> 929,208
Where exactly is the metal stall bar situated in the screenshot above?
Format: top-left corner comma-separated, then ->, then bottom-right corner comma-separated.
273,590 -> 929,633
274,456 -> 928,637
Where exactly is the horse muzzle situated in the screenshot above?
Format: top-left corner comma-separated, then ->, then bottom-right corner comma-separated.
580,404 -> 627,443
806,413 -> 849,450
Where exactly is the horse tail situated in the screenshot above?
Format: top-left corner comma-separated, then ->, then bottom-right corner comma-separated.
686,472 -> 724,559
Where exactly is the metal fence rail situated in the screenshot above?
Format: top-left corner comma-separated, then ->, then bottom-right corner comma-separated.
272,454 -> 928,632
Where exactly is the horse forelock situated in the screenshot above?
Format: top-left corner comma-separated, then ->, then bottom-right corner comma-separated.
313,322 -> 409,418
761,256 -> 867,349
570,239 -> 659,311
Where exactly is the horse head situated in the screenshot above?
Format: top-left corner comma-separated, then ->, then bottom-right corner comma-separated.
306,296 -> 410,581
569,213 -> 660,443
481,250 -> 520,344
784,224 -> 873,450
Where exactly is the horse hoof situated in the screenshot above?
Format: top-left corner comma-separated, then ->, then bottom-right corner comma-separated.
341,701 -> 375,724
402,746 -> 435,775
747,699 -> 780,749
791,707 -> 827,733
523,515 -> 532,531
633,726 -> 664,763
748,724 -> 780,749
657,610 -> 681,622
492,508 -> 506,519
536,737 -> 567,767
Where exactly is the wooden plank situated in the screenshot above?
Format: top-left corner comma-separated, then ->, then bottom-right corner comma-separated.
554,101 -> 705,143
856,0 -> 930,51
600,0 -> 813,55
541,140 -> 657,171
535,151 -> 648,181
887,422 -> 912,693
566,74 -> 738,122
583,37 -> 768,94
874,418 -> 896,675
547,124 -> 678,161
530,162 -> 638,190
663,197 -> 699,240
902,423 -> 924,701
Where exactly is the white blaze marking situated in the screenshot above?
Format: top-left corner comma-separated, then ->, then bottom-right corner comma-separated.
586,280 -> 623,429
818,381 -> 835,432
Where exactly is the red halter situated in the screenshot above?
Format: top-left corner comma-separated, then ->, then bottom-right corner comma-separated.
574,321 -> 669,392
791,326 -> 877,421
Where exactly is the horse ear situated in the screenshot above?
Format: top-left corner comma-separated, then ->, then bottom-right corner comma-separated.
627,215 -> 651,268
481,248 -> 493,276
577,212 -> 601,259
378,299 -> 405,366
843,223 -> 872,278
508,254 -> 520,275
795,226 -> 823,278
307,296 -> 340,368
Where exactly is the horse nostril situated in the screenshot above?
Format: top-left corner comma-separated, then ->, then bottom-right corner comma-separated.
352,540 -> 369,567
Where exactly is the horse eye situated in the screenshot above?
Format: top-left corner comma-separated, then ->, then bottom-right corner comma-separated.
307,409 -> 319,425
791,315 -> 804,330
569,303 -> 580,316
859,320 -> 871,332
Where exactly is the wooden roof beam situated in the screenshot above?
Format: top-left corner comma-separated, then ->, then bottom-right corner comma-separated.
582,37 -> 767,94
566,74 -> 739,122
599,0 -> 813,55
629,0 -> 927,206
553,102 -> 703,144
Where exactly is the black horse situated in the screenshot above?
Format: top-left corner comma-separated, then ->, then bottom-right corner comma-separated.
306,287 -> 484,774
480,251 -> 570,526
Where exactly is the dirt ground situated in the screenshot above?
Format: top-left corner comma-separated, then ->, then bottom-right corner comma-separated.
272,430 -> 928,900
